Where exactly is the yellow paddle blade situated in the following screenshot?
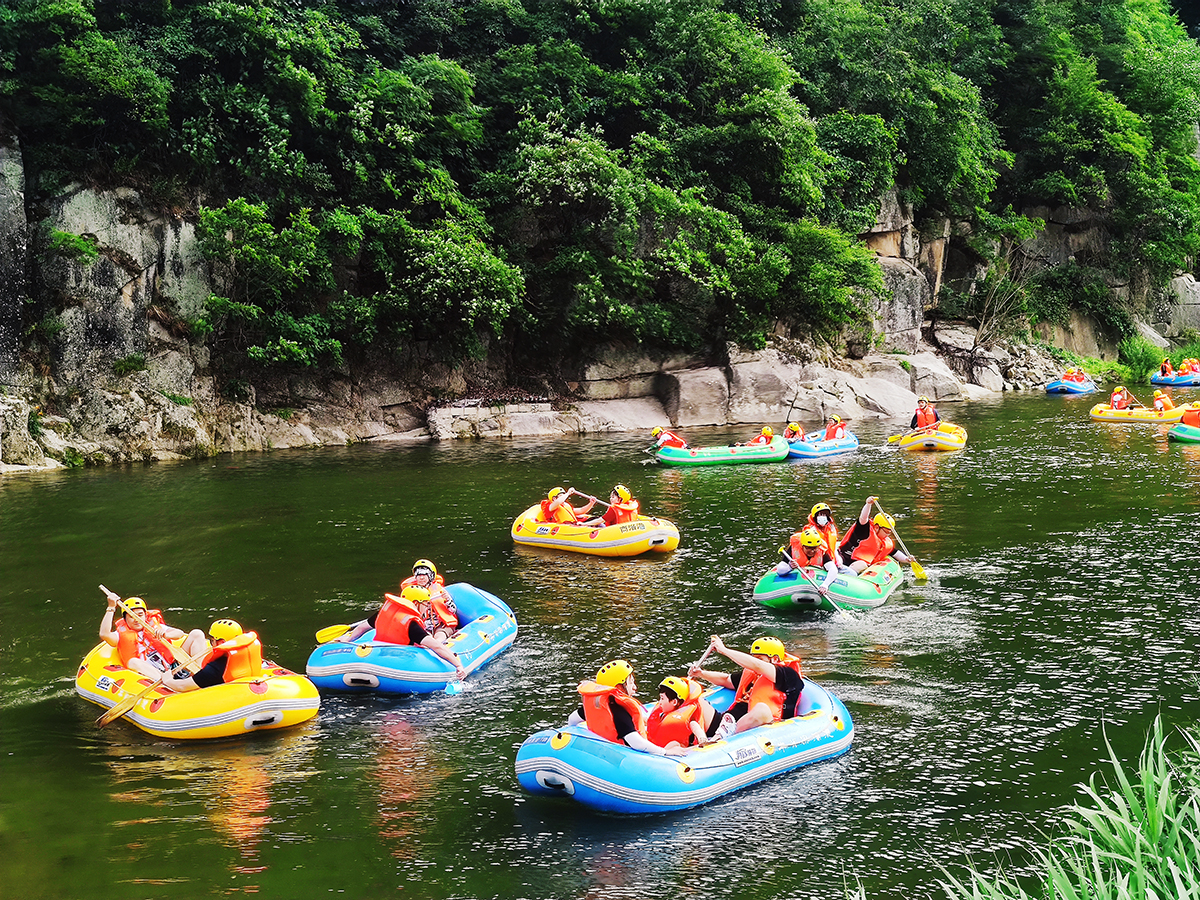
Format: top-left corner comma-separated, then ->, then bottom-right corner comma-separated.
315,623 -> 351,643
909,558 -> 928,581
96,676 -> 163,727
887,433 -> 907,443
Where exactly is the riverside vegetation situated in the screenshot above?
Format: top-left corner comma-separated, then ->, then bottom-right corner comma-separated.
4,0 -> 1200,391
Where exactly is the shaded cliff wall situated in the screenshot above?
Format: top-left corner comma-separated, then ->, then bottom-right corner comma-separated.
0,135 -> 25,386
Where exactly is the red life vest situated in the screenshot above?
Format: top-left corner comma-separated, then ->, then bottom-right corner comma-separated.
657,430 -> 687,449
746,434 -> 771,446
734,656 -> 803,721
375,593 -> 422,645
399,576 -> 457,631
115,611 -> 178,669
1110,392 -> 1129,410
577,681 -> 648,743
539,499 -> 578,524
207,632 -> 264,682
646,699 -> 703,747
851,525 -> 896,566
603,500 -> 640,525
1162,362 -> 1174,376
824,422 -> 846,440
1155,396 -> 1175,411
915,406 -> 938,428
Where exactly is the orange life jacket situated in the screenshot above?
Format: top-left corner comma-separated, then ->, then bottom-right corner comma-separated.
399,576 -> 457,631
807,517 -> 840,559
746,433 -> 771,446
539,499 -> 578,524
1162,362 -> 1174,376
915,406 -> 938,428
1182,407 -> 1200,428
1110,393 -> 1129,410
605,499 -> 640,525
734,656 -> 803,721
787,536 -> 830,568
375,593 -> 422,645
207,632 -> 264,682
115,611 -> 178,669
646,698 -> 703,747
851,525 -> 896,566
1155,396 -> 1175,411
577,681 -> 648,743
824,422 -> 846,440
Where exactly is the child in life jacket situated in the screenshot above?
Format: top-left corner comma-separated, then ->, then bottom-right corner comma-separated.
1153,390 -> 1175,412
650,426 -> 688,449
777,526 -> 839,593
646,676 -> 713,750
160,619 -> 264,691
569,660 -> 688,757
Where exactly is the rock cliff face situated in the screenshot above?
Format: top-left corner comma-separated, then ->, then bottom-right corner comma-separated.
0,157 -> 1191,470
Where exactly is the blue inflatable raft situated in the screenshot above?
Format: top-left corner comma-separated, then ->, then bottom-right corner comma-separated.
515,679 -> 853,813
1045,378 -> 1097,394
305,583 -> 517,694
1151,372 -> 1200,386
787,429 -> 859,459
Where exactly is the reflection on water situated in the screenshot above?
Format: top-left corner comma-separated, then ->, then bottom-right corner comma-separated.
2,395 -> 1199,900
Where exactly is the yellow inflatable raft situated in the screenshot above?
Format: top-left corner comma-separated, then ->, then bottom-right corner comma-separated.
1089,402 -> 1191,423
510,504 -> 680,556
75,642 -> 320,739
896,422 -> 968,451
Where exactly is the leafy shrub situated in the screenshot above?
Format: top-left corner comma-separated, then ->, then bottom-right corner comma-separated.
48,230 -> 99,263
27,407 -> 42,437
1118,335 -> 1165,383
112,354 -> 146,377
158,391 -> 192,406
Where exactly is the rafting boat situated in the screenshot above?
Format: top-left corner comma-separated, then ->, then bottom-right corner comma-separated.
787,430 -> 859,460
1045,378 -> 1098,394
1089,403 -> 1191,423
510,505 -> 679,556
515,679 -> 853,814
1168,423 -> 1200,443
655,435 -> 789,467
76,644 -> 319,739
1151,372 -> 1200,386
306,583 -> 517,694
752,559 -> 902,612
895,422 -> 967,452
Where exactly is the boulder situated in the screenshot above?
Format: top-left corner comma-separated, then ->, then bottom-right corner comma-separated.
1167,274 -> 1200,334
660,367 -> 729,427
727,350 -> 799,424
874,258 -> 928,352
1,397 -> 47,466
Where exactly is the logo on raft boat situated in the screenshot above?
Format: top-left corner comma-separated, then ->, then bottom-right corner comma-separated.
95,675 -> 117,693
731,745 -> 763,767
618,523 -> 646,534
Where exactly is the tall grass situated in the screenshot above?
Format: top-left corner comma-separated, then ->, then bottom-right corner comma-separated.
1118,335 -> 1167,383
935,717 -> 1200,900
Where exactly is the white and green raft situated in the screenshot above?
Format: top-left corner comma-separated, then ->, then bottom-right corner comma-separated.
752,560 -> 903,612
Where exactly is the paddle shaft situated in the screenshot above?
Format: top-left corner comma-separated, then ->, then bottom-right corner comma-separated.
872,499 -> 928,580
96,643 -> 209,727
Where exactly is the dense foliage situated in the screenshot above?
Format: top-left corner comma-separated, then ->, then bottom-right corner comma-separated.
2,0 -> 1199,377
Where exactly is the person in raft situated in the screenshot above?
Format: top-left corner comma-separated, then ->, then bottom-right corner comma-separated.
777,526 -> 839,595
403,559 -> 458,641
1109,386 -> 1133,410
650,426 -> 688,449
736,426 -> 775,446
808,502 -> 846,568
537,486 -> 597,524
783,422 -> 803,441
338,586 -> 467,680
582,483 -> 640,527
689,636 -> 804,739
822,414 -> 847,440
839,496 -> 918,574
647,676 -> 715,751
99,589 -> 210,679
1153,390 -> 1175,412
568,660 -> 689,757
910,395 -> 940,431
1161,358 -> 1174,378
159,619 -> 264,692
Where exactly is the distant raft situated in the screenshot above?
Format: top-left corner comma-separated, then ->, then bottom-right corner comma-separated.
896,422 -> 967,451
752,559 -> 902,612
786,430 -> 859,460
515,680 -> 853,814
510,504 -> 680,556
76,644 -> 319,739
1045,378 -> 1097,394
1089,403 -> 1190,423
1168,423 -> 1200,443
306,583 -> 517,694
655,435 -> 789,467
1151,372 -> 1200,386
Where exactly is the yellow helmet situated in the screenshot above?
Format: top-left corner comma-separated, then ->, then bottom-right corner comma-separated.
799,527 -> 824,548
749,637 -> 786,659
596,659 -> 634,687
1153,390 -> 1164,398
1115,386 -> 1125,393
548,487 -> 565,500
872,512 -> 895,529
209,619 -> 243,641
830,414 -> 842,424
412,558 -> 437,577
659,676 -> 689,701
122,597 -> 147,612
613,484 -> 632,502
400,586 -> 431,606
761,426 -> 774,437
810,502 -> 832,519
651,427 -> 663,437
787,422 -> 800,431
918,395 -> 930,403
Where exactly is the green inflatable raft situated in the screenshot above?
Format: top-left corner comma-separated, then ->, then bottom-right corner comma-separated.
655,435 -> 789,467
1168,422 -> 1200,443
752,559 -> 903,612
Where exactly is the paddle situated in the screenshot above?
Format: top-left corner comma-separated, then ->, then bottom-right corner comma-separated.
99,585 -> 202,674
872,500 -> 928,581
315,623 -> 353,643
96,643 -> 209,727
779,547 -> 852,612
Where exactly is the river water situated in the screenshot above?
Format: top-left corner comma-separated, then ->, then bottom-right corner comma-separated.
2,390 -> 1199,900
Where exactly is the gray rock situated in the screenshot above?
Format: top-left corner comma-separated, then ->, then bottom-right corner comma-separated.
0,138 -> 26,384
661,367 -> 730,427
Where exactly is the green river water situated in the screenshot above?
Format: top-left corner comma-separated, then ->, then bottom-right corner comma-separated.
2,390 -> 1199,900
